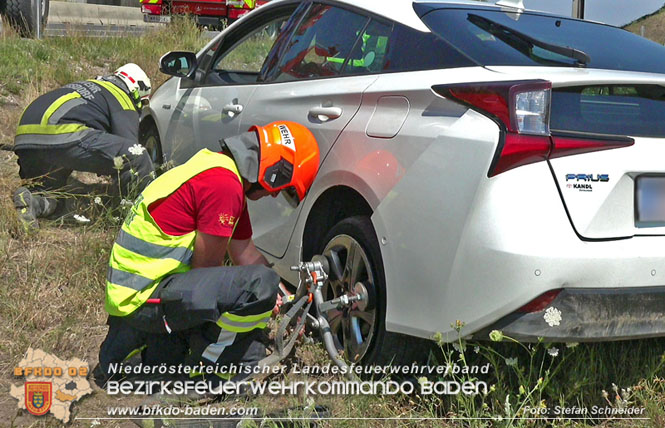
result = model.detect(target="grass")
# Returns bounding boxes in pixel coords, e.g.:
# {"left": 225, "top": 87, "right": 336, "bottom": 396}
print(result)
{"left": 0, "top": 15, "right": 664, "bottom": 428}
{"left": 219, "top": 31, "right": 277, "bottom": 72}
{"left": 623, "top": 4, "right": 665, "bottom": 44}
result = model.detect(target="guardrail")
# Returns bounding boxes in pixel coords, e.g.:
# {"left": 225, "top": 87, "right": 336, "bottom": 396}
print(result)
{"left": 49, "top": 1, "right": 153, "bottom": 26}
{"left": 44, "top": 2, "right": 220, "bottom": 37}
{"left": 45, "top": 1, "right": 158, "bottom": 36}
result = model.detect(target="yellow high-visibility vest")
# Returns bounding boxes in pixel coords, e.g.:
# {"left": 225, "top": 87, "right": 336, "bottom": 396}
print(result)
{"left": 228, "top": 0, "right": 255, "bottom": 9}
{"left": 105, "top": 149, "right": 242, "bottom": 317}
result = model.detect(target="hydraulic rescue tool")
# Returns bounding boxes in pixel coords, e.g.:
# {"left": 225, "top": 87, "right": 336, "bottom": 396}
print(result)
{"left": 256, "top": 255, "right": 368, "bottom": 380}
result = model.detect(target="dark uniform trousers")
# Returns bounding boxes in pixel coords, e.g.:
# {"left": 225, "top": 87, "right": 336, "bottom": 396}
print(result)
{"left": 98, "top": 265, "right": 280, "bottom": 380}
{"left": 16, "top": 130, "right": 153, "bottom": 197}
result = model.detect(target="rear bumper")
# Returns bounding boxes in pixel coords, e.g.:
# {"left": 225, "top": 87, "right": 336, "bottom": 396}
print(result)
{"left": 195, "top": 15, "right": 224, "bottom": 26}
{"left": 474, "top": 286, "right": 665, "bottom": 342}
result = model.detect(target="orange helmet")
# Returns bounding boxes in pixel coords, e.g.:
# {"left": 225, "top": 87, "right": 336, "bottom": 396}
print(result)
{"left": 250, "top": 121, "right": 320, "bottom": 202}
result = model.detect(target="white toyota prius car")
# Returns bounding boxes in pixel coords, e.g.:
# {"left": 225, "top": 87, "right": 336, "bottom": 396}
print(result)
{"left": 140, "top": 0, "right": 665, "bottom": 365}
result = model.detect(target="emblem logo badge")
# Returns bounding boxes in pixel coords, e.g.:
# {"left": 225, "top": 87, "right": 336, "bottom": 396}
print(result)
{"left": 25, "top": 382, "right": 52, "bottom": 416}
{"left": 219, "top": 213, "right": 237, "bottom": 227}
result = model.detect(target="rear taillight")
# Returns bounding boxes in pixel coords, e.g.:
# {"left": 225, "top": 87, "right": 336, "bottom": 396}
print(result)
{"left": 432, "top": 81, "right": 634, "bottom": 176}
{"left": 550, "top": 133, "right": 634, "bottom": 159}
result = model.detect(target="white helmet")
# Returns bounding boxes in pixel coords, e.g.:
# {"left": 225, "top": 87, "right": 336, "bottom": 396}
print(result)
{"left": 114, "top": 63, "right": 151, "bottom": 105}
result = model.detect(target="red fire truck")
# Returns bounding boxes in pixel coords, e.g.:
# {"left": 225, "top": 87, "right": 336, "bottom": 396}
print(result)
{"left": 140, "top": 0, "right": 270, "bottom": 28}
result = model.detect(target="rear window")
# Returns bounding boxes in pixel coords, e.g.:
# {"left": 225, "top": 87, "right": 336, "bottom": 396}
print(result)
{"left": 420, "top": 8, "right": 665, "bottom": 73}
{"left": 551, "top": 85, "right": 665, "bottom": 138}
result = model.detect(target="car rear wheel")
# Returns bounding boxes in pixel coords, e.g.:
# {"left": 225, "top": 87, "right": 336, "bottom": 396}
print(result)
{"left": 319, "top": 216, "right": 431, "bottom": 366}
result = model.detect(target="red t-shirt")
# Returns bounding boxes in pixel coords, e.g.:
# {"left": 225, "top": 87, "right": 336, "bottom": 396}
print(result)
{"left": 148, "top": 167, "right": 252, "bottom": 240}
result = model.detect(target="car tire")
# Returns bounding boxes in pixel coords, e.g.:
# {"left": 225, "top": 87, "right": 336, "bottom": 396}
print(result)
{"left": 319, "top": 216, "right": 432, "bottom": 366}
{"left": 140, "top": 121, "right": 164, "bottom": 171}
{"left": 5, "top": 0, "right": 48, "bottom": 37}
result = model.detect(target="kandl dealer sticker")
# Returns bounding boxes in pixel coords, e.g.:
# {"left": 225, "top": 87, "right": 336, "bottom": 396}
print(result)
{"left": 565, "top": 174, "right": 609, "bottom": 192}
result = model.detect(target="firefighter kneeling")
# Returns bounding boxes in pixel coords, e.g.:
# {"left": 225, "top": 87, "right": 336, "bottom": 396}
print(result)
{"left": 98, "top": 121, "right": 320, "bottom": 384}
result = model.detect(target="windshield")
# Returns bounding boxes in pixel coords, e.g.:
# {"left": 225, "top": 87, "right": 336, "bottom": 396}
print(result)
{"left": 419, "top": 8, "right": 665, "bottom": 73}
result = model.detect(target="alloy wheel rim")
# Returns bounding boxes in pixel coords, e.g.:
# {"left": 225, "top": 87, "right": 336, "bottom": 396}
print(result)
{"left": 323, "top": 234, "right": 376, "bottom": 362}
{"left": 144, "top": 135, "right": 160, "bottom": 165}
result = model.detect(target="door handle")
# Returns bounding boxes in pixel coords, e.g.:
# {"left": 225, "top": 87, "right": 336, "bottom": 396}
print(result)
{"left": 309, "top": 106, "right": 342, "bottom": 121}
{"left": 223, "top": 103, "right": 244, "bottom": 117}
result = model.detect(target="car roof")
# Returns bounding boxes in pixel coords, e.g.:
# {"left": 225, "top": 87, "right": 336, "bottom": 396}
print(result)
{"left": 327, "top": 0, "right": 574, "bottom": 32}
{"left": 327, "top": 0, "right": 434, "bottom": 32}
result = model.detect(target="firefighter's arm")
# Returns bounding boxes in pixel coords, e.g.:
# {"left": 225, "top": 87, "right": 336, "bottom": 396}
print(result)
{"left": 192, "top": 231, "right": 230, "bottom": 268}
{"left": 228, "top": 237, "right": 269, "bottom": 266}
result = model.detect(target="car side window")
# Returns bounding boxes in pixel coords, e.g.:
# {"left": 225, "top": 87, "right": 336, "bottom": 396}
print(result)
{"left": 270, "top": 4, "right": 369, "bottom": 82}
{"left": 384, "top": 23, "right": 477, "bottom": 72}
{"left": 342, "top": 19, "right": 474, "bottom": 75}
{"left": 204, "top": 11, "right": 295, "bottom": 86}
{"left": 341, "top": 19, "right": 393, "bottom": 75}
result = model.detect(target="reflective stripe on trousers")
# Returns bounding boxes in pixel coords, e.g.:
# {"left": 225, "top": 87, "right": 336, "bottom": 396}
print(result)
{"left": 200, "top": 309, "right": 272, "bottom": 363}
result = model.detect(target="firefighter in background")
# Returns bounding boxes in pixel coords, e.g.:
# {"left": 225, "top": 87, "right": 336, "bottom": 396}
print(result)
{"left": 227, "top": 0, "right": 256, "bottom": 22}
{"left": 12, "top": 63, "right": 154, "bottom": 231}
{"left": 98, "top": 121, "right": 320, "bottom": 382}
{"left": 228, "top": 0, "right": 256, "bottom": 11}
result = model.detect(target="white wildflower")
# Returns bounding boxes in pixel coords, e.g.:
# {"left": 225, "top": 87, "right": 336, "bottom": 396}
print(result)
{"left": 120, "top": 199, "right": 133, "bottom": 207}
{"left": 303, "top": 396, "right": 316, "bottom": 413}
{"left": 547, "top": 347, "right": 559, "bottom": 358}
{"left": 474, "top": 346, "right": 480, "bottom": 354}
{"left": 452, "top": 342, "right": 466, "bottom": 352}
{"left": 113, "top": 156, "right": 124, "bottom": 169}
{"left": 128, "top": 144, "right": 146, "bottom": 156}
{"left": 112, "top": 216, "right": 121, "bottom": 222}
{"left": 90, "top": 420, "right": 101, "bottom": 427}
{"left": 73, "top": 214, "right": 90, "bottom": 223}
{"left": 544, "top": 307, "right": 562, "bottom": 327}
{"left": 94, "top": 196, "right": 103, "bottom": 205}
{"left": 505, "top": 357, "right": 518, "bottom": 367}
{"left": 621, "top": 388, "right": 629, "bottom": 400}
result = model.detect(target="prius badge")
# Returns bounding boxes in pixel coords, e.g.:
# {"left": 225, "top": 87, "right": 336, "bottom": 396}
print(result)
{"left": 565, "top": 174, "right": 609, "bottom": 192}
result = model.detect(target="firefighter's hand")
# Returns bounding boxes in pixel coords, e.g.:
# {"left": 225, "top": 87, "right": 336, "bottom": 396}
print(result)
{"left": 272, "top": 293, "right": 283, "bottom": 317}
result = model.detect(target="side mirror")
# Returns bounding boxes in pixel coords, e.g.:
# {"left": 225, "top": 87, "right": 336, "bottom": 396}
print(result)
{"left": 159, "top": 51, "right": 198, "bottom": 78}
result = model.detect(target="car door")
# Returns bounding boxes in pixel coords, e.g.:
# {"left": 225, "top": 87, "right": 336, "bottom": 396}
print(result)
{"left": 189, "top": 3, "right": 300, "bottom": 154}
{"left": 242, "top": 3, "right": 384, "bottom": 257}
